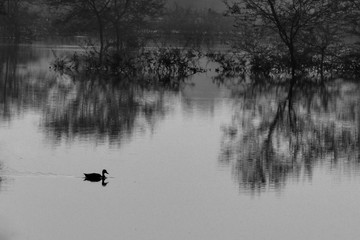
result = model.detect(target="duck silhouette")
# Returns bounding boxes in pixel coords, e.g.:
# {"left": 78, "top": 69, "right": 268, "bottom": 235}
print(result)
{"left": 84, "top": 169, "right": 109, "bottom": 182}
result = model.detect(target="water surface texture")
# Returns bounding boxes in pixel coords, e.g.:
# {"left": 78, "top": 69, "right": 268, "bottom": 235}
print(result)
{"left": 0, "top": 45, "right": 360, "bottom": 240}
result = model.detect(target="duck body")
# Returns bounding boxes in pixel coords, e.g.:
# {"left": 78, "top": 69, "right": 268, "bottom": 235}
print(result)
{"left": 84, "top": 169, "right": 108, "bottom": 182}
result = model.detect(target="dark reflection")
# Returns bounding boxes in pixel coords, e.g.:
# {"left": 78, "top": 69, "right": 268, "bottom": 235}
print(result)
{"left": 84, "top": 177, "right": 109, "bottom": 187}
{"left": 0, "top": 45, "right": 22, "bottom": 121}
{"left": 0, "top": 45, "right": 51, "bottom": 121}
{"left": 219, "top": 78, "right": 360, "bottom": 193}
{"left": 0, "top": 45, "right": 187, "bottom": 146}
{"left": 84, "top": 178, "right": 109, "bottom": 187}
{"left": 42, "top": 74, "right": 174, "bottom": 145}
{"left": 0, "top": 162, "right": 4, "bottom": 193}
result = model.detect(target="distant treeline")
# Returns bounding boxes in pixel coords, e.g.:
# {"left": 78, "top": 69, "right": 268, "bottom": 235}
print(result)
{"left": 0, "top": 0, "right": 233, "bottom": 44}
{"left": 2, "top": 0, "right": 360, "bottom": 83}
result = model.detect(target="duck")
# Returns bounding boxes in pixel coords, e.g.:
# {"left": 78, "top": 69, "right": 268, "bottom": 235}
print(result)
{"left": 84, "top": 169, "right": 109, "bottom": 182}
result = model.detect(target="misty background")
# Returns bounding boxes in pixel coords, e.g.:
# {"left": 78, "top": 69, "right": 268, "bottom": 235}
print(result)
{"left": 168, "top": 0, "right": 225, "bottom": 10}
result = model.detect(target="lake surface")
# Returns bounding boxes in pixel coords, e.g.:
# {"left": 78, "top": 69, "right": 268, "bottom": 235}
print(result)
{"left": 0, "top": 45, "right": 360, "bottom": 240}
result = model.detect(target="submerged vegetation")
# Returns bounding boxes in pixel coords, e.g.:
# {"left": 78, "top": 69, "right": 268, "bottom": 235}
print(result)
{"left": 208, "top": 46, "right": 360, "bottom": 86}
{"left": 51, "top": 47, "right": 204, "bottom": 87}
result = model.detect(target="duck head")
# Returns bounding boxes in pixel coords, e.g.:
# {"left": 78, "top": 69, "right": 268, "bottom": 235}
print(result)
{"left": 102, "top": 169, "right": 109, "bottom": 176}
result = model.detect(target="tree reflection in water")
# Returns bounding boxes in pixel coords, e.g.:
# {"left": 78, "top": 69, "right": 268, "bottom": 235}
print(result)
{"left": 0, "top": 45, "right": 53, "bottom": 122}
{"left": 2, "top": 44, "right": 360, "bottom": 193}
{"left": 0, "top": 45, "right": 22, "bottom": 121}
{"left": 219, "top": 78, "right": 360, "bottom": 193}
{"left": 42, "top": 74, "right": 175, "bottom": 145}
{"left": 0, "top": 45, "right": 187, "bottom": 146}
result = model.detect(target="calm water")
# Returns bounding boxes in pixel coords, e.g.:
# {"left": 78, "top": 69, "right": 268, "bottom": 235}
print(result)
{"left": 0, "top": 45, "right": 360, "bottom": 240}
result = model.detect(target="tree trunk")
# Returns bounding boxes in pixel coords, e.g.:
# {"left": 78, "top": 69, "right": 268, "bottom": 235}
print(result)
{"left": 114, "top": 0, "right": 120, "bottom": 52}
{"left": 288, "top": 43, "right": 297, "bottom": 85}
{"left": 95, "top": 12, "right": 104, "bottom": 64}
{"left": 320, "top": 48, "right": 325, "bottom": 82}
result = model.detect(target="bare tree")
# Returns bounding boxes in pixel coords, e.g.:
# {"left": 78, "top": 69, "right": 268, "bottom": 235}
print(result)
{"left": 225, "top": 0, "right": 345, "bottom": 82}
{"left": 107, "top": 0, "right": 164, "bottom": 51}
{"left": 48, "top": 0, "right": 164, "bottom": 62}
{"left": 51, "top": 0, "right": 113, "bottom": 63}
{"left": 345, "top": 0, "right": 360, "bottom": 40}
